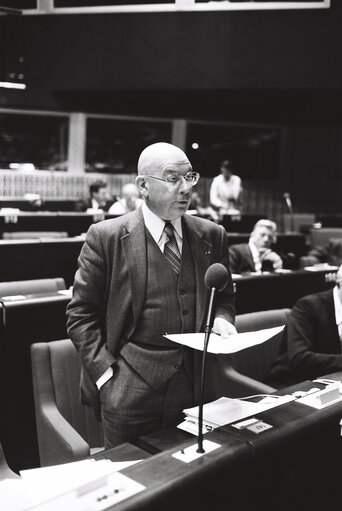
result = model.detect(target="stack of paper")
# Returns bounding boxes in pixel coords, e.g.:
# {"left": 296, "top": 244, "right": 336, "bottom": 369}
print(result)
{"left": 178, "top": 395, "right": 295, "bottom": 436}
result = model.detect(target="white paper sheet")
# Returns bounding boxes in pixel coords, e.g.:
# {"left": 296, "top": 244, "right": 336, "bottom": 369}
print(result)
{"left": 178, "top": 394, "right": 295, "bottom": 436}
{"left": 19, "top": 459, "right": 143, "bottom": 508}
{"left": 164, "top": 325, "right": 284, "bottom": 354}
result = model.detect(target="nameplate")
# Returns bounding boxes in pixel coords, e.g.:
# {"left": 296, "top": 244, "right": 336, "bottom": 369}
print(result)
{"left": 297, "top": 383, "right": 342, "bottom": 409}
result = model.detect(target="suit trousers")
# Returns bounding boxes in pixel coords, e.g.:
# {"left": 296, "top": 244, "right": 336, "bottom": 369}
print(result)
{"left": 100, "top": 355, "right": 194, "bottom": 449}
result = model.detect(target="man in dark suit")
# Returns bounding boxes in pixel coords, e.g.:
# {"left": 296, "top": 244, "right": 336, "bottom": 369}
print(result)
{"left": 229, "top": 219, "right": 283, "bottom": 274}
{"left": 266, "top": 265, "right": 342, "bottom": 388}
{"left": 75, "top": 179, "right": 113, "bottom": 212}
{"left": 66, "top": 142, "right": 236, "bottom": 448}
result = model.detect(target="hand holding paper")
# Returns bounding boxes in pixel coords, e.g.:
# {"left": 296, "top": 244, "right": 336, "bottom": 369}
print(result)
{"left": 212, "top": 317, "right": 237, "bottom": 339}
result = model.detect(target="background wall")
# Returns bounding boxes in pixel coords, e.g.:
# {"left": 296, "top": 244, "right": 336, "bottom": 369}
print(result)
{"left": 0, "top": 3, "right": 341, "bottom": 228}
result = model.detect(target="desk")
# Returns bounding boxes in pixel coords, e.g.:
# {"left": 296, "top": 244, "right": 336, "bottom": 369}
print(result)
{"left": 0, "top": 212, "right": 119, "bottom": 238}
{"left": 0, "top": 237, "right": 84, "bottom": 286}
{"left": 234, "top": 268, "right": 336, "bottom": 313}
{"left": 0, "top": 292, "right": 70, "bottom": 472}
{"left": 117, "top": 374, "right": 342, "bottom": 511}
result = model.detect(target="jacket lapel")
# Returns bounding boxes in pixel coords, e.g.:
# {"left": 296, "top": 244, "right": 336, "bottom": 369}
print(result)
{"left": 245, "top": 244, "right": 256, "bottom": 271}
{"left": 121, "top": 209, "right": 147, "bottom": 326}
{"left": 183, "top": 215, "right": 212, "bottom": 331}
{"left": 321, "top": 290, "right": 341, "bottom": 348}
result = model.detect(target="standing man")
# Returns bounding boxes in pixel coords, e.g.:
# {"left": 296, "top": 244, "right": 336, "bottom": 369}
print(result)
{"left": 67, "top": 142, "right": 236, "bottom": 448}
{"left": 229, "top": 219, "right": 283, "bottom": 274}
{"left": 210, "top": 159, "right": 243, "bottom": 214}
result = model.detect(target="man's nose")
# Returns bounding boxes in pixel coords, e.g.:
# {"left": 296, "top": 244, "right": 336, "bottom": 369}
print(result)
{"left": 179, "top": 176, "right": 192, "bottom": 192}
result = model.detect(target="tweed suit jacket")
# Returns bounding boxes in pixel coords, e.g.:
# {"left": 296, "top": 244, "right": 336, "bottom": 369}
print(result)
{"left": 229, "top": 243, "right": 255, "bottom": 274}
{"left": 266, "top": 289, "right": 342, "bottom": 387}
{"left": 66, "top": 207, "right": 235, "bottom": 411}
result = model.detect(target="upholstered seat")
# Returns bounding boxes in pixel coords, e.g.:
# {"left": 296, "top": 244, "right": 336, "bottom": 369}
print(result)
{"left": 31, "top": 339, "right": 104, "bottom": 467}
{"left": 217, "top": 309, "right": 291, "bottom": 398}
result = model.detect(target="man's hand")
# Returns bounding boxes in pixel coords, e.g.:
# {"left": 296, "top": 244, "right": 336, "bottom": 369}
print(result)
{"left": 263, "top": 250, "right": 283, "bottom": 270}
{"left": 212, "top": 317, "right": 237, "bottom": 339}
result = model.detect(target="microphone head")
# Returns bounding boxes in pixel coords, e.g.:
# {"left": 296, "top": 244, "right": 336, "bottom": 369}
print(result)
{"left": 204, "top": 263, "right": 229, "bottom": 291}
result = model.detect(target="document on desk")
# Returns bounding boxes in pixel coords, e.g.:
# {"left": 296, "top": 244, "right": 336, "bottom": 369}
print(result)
{"left": 164, "top": 325, "right": 284, "bottom": 354}
{"left": 178, "top": 395, "right": 295, "bottom": 436}
{"left": 18, "top": 458, "right": 144, "bottom": 509}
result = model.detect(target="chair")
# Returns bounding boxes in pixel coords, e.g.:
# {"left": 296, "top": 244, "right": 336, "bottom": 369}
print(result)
{"left": 217, "top": 308, "right": 291, "bottom": 398}
{"left": 31, "top": 339, "right": 104, "bottom": 467}
{"left": 0, "top": 442, "right": 20, "bottom": 480}
{"left": 0, "top": 277, "right": 66, "bottom": 297}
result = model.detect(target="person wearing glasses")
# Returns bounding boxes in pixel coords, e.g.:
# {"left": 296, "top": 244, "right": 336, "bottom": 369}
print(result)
{"left": 266, "top": 264, "right": 342, "bottom": 388}
{"left": 67, "top": 142, "right": 236, "bottom": 448}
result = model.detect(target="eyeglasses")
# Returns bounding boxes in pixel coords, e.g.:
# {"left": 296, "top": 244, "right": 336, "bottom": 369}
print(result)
{"left": 144, "top": 172, "right": 200, "bottom": 187}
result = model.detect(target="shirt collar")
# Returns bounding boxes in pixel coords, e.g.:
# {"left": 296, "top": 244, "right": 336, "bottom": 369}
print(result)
{"left": 91, "top": 198, "right": 100, "bottom": 209}
{"left": 249, "top": 240, "right": 260, "bottom": 260}
{"left": 141, "top": 201, "right": 182, "bottom": 244}
{"left": 333, "top": 286, "right": 342, "bottom": 326}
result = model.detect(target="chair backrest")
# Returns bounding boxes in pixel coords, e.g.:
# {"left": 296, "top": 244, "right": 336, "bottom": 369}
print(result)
{"left": 0, "top": 442, "right": 19, "bottom": 480}
{"left": 31, "top": 339, "right": 103, "bottom": 462}
{"left": 0, "top": 277, "right": 66, "bottom": 297}
{"left": 229, "top": 308, "right": 291, "bottom": 382}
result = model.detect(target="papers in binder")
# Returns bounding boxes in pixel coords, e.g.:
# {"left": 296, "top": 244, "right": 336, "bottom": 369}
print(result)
{"left": 164, "top": 325, "right": 284, "bottom": 354}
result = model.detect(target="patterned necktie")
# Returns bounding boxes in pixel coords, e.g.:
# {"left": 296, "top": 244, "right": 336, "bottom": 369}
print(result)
{"left": 163, "top": 221, "right": 181, "bottom": 275}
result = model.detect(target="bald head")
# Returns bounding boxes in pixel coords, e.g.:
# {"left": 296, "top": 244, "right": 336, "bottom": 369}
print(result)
{"left": 137, "top": 142, "right": 191, "bottom": 176}
{"left": 135, "top": 142, "right": 193, "bottom": 221}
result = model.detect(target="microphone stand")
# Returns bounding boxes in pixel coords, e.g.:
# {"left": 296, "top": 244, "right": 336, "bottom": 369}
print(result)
{"left": 197, "top": 286, "right": 216, "bottom": 453}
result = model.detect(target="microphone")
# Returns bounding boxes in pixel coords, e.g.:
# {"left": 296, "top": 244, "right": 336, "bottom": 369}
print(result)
{"left": 204, "top": 263, "right": 229, "bottom": 292}
{"left": 197, "top": 263, "right": 228, "bottom": 453}
{"left": 283, "top": 192, "right": 295, "bottom": 232}
{"left": 283, "top": 192, "right": 293, "bottom": 213}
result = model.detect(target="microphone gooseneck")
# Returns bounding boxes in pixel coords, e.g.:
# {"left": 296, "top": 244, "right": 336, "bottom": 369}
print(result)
{"left": 197, "top": 263, "right": 229, "bottom": 453}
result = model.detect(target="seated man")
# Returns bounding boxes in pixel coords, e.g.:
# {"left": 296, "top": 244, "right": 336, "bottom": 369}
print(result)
{"left": 229, "top": 219, "right": 283, "bottom": 274}
{"left": 108, "top": 183, "right": 143, "bottom": 215}
{"left": 76, "top": 180, "right": 113, "bottom": 212}
{"left": 266, "top": 264, "right": 342, "bottom": 388}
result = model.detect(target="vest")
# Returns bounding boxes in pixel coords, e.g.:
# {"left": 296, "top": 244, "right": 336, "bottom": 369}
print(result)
{"left": 120, "top": 225, "right": 196, "bottom": 389}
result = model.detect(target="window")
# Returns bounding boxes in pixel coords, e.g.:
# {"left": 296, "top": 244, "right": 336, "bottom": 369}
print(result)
{"left": 186, "top": 122, "right": 281, "bottom": 179}
{"left": 85, "top": 117, "right": 172, "bottom": 173}
{"left": 0, "top": 112, "right": 69, "bottom": 171}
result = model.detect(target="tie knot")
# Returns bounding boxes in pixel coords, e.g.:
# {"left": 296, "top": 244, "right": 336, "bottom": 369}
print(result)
{"left": 164, "top": 221, "right": 174, "bottom": 237}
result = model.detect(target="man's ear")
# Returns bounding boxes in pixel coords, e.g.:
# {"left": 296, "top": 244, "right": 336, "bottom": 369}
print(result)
{"left": 135, "top": 175, "right": 148, "bottom": 197}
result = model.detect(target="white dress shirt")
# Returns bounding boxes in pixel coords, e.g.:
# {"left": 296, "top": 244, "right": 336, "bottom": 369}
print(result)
{"left": 333, "top": 285, "right": 342, "bottom": 343}
{"left": 249, "top": 240, "right": 262, "bottom": 273}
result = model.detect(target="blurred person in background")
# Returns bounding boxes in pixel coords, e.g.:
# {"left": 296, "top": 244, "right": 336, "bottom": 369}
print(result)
{"left": 108, "top": 183, "right": 143, "bottom": 215}
{"left": 229, "top": 219, "right": 283, "bottom": 274}
{"left": 210, "top": 159, "right": 243, "bottom": 215}
{"left": 76, "top": 180, "right": 113, "bottom": 212}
